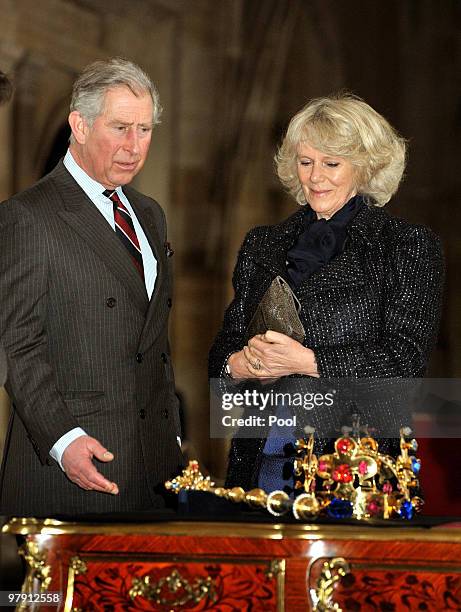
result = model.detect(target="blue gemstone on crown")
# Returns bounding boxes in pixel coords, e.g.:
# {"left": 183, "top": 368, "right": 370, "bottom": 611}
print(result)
{"left": 411, "top": 457, "right": 421, "bottom": 474}
{"left": 327, "top": 498, "right": 353, "bottom": 519}
{"left": 399, "top": 500, "right": 414, "bottom": 520}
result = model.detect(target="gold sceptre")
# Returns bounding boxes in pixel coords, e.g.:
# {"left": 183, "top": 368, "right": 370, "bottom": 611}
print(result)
{"left": 165, "top": 460, "right": 292, "bottom": 517}
{"left": 292, "top": 431, "right": 321, "bottom": 519}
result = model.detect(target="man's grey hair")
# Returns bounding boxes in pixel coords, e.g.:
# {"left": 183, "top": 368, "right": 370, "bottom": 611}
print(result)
{"left": 69, "top": 57, "right": 162, "bottom": 142}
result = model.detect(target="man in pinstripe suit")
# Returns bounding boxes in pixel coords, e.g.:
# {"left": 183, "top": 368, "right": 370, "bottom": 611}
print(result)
{"left": 0, "top": 58, "right": 183, "bottom": 516}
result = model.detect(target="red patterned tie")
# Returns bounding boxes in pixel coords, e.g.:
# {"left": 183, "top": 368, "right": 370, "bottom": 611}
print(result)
{"left": 103, "top": 189, "right": 144, "bottom": 281}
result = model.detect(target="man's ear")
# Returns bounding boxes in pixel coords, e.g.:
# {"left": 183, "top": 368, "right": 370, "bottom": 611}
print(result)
{"left": 68, "top": 111, "right": 88, "bottom": 145}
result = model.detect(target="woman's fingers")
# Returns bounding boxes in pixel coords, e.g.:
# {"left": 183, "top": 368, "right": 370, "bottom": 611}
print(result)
{"left": 244, "top": 345, "right": 263, "bottom": 370}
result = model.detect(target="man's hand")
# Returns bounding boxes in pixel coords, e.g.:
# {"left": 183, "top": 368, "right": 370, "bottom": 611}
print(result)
{"left": 244, "top": 330, "right": 319, "bottom": 378}
{"left": 61, "top": 435, "right": 119, "bottom": 494}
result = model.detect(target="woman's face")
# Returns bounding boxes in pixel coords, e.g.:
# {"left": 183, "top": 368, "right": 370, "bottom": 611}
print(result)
{"left": 296, "top": 142, "right": 357, "bottom": 219}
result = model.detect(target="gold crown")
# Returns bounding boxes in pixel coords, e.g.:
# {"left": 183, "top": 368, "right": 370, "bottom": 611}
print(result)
{"left": 165, "top": 428, "right": 422, "bottom": 521}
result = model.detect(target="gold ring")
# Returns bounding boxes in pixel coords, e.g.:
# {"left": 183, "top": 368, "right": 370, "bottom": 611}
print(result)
{"left": 254, "top": 359, "right": 262, "bottom": 370}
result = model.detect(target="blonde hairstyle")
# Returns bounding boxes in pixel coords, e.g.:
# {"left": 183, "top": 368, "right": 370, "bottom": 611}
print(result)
{"left": 275, "top": 93, "right": 407, "bottom": 206}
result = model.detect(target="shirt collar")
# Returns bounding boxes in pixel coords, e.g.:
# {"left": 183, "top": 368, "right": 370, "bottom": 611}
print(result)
{"left": 63, "top": 149, "right": 123, "bottom": 201}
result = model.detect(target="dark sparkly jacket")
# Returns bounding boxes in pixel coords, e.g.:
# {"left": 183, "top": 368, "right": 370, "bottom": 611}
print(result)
{"left": 208, "top": 204, "right": 444, "bottom": 489}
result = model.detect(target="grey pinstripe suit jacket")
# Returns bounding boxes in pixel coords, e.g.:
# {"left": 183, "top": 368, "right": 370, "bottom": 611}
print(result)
{"left": 0, "top": 161, "right": 183, "bottom": 516}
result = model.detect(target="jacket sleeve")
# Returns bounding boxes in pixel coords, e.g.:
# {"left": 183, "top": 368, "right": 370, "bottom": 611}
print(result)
{"left": 314, "top": 225, "right": 444, "bottom": 377}
{"left": 0, "top": 200, "right": 80, "bottom": 463}
{"left": 209, "top": 229, "right": 269, "bottom": 378}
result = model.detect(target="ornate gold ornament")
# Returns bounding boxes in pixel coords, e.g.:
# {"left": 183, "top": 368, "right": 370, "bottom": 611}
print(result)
{"left": 312, "top": 557, "right": 351, "bottom": 611}
{"left": 69, "top": 556, "right": 87, "bottom": 575}
{"left": 264, "top": 559, "right": 283, "bottom": 579}
{"left": 18, "top": 539, "right": 52, "bottom": 592}
{"left": 166, "top": 427, "right": 422, "bottom": 521}
{"left": 64, "top": 555, "right": 87, "bottom": 612}
{"left": 129, "top": 568, "right": 217, "bottom": 606}
{"left": 16, "top": 540, "right": 52, "bottom": 612}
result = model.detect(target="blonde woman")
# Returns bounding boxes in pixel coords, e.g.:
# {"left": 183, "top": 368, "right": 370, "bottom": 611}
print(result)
{"left": 209, "top": 94, "right": 444, "bottom": 492}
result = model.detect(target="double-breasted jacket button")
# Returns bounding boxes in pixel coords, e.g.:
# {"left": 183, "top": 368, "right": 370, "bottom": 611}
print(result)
{"left": 139, "top": 408, "right": 146, "bottom": 419}
{"left": 46, "top": 458, "right": 53, "bottom": 466}
{"left": 163, "top": 408, "right": 169, "bottom": 419}
{"left": 161, "top": 353, "right": 168, "bottom": 363}
{"left": 167, "top": 298, "right": 172, "bottom": 308}
{"left": 106, "top": 297, "right": 116, "bottom": 308}
{"left": 136, "top": 353, "right": 144, "bottom": 363}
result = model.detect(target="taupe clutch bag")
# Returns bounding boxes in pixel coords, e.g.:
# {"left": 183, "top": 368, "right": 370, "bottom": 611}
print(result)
{"left": 247, "top": 276, "right": 305, "bottom": 343}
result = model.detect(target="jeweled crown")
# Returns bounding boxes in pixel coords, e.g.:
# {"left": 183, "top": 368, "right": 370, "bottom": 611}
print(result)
{"left": 165, "top": 428, "right": 422, "bottom": 521}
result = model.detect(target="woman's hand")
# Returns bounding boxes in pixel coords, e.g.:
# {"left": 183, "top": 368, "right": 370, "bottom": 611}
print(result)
{"left": 227, "top": 349, "right": 256, "bottom": 379}
{"left": 243, "top": 330, "right": 319, "bottom": 378}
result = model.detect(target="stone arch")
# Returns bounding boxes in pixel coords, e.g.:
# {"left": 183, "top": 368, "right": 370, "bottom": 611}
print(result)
{"left": 37, "top": 95, "right": 72, "bottom": 177}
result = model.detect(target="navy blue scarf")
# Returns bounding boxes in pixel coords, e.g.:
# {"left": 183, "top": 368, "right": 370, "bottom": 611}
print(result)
{"left": 286, "top": 195, "right": 364, "bottom": 287}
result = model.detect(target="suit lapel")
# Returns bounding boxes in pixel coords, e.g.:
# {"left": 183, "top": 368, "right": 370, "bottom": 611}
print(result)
{"left": 249, "top": 209, "right": 306, "bottom": 280}
{"left": 295, "top": 248, "right": 367, "bottom": 300}
{"left": 50, "top": 162, "right": 148, "bottom": 314}
{"left": 126, "top": 190, "right": 169, "bottom": 350}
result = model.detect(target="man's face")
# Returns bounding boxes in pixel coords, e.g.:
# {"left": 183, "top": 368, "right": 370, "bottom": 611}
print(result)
{"left": 70, "top": 86, "right": 154, "bottom": 189}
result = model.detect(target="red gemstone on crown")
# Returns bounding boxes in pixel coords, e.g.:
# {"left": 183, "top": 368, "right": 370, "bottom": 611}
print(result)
{"left": 332, "top": 463, "right": 353, "bottom": 483}
{"left": 367, "top": 500, "right": 380, "bottom": 515}
{"left": 337, "top": 438, "right": 353, "bottom": 454}
{"left": 383, "top": 482, "right": 393, "bottom": 494}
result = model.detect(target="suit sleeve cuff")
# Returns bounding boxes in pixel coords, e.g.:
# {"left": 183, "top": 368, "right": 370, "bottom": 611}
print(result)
{"left": 49, "top": 427, "right": 87, "bottom": 471}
